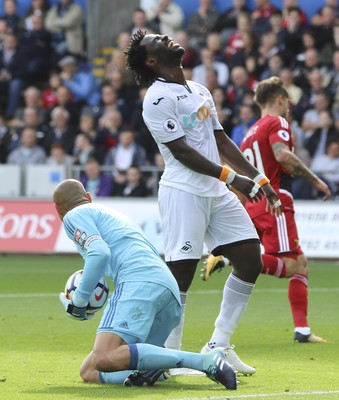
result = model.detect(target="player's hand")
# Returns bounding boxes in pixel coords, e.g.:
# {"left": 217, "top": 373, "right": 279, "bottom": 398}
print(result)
{"left": 59, "top": 292, "right": 95, "bottom": 321}
{"left": 231, "top": 174, "right": 263, "bottom": 203}
{"left": 261, "top": 183, "right": 282, "bottom": 216}
{"left": 313, "top": 178, "right": 331, "bottom": 201}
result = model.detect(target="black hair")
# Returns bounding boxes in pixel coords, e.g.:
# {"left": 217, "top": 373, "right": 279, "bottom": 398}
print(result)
{"left": 124, "top": 29, "right": 157, "bottom": 87}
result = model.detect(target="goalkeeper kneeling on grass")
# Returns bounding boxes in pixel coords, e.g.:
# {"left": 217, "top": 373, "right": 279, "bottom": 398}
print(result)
{"left": 54, "top": 178, "right": 236, "bottom": 390}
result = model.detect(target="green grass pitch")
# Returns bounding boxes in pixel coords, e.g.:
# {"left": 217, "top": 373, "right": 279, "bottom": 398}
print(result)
{"left": 1, "top": 255, "right": 339, "bottom": 400}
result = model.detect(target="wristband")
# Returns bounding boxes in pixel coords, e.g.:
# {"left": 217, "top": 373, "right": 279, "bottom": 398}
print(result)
{"left": 249, "top": 183, "right": 261, "bottom": 198}
{"left": 273, "top": 199, "right": 282, "bottom": 208}
{"left": 253, "top": 173, "right": 270, "bottom": 187}
{"left": 219, "top": 166, "right": 237, "bottom": 185}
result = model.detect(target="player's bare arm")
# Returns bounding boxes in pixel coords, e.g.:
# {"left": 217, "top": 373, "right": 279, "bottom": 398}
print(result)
{"left": 272, "top": 141, "right": 331, "bottom": 201}
{"left": 165, "top": 136, "right": 263, "bottom": 202}
{"left": 214, "top": 130, "right": 282, "bottom": 214}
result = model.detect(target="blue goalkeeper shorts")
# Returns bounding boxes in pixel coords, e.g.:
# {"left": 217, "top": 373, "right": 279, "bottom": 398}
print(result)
{"left": 97, "top": 281, "right": 181, "bottom": 346}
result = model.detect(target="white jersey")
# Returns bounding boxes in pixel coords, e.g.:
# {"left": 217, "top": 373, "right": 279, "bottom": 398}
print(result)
{"left": 142, "top": 79, "right": 228, "bottom": 197}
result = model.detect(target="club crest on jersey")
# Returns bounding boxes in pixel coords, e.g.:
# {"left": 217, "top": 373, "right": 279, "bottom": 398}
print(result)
{"left": 277, "top": 130, "right": 290, "bottom": 141}
{"left": 180, "top": 241, "right": 192, "bottom": 254}
{"left": 164, "top": 118, "right": 178, "bottom": 133}
{"left": 74, "top": 229, "right": 87, "bottom": 247}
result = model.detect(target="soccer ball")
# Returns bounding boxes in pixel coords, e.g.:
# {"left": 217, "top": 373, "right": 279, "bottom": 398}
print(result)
{"left": 65, "top": 269, "right": 109, "bottom": 313}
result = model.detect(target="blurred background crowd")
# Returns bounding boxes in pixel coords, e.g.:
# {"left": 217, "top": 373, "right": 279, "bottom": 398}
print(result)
{"left": 0, "top": 0, "right": 338, "bottom": 199}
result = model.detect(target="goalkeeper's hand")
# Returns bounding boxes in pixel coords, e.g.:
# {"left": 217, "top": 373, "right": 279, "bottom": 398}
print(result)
{"left": 59, "top": 292, "right": 95, "bottom": 321}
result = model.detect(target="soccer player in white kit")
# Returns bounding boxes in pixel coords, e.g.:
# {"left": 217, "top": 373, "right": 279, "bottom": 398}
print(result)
{"left": 125, "top": 30, "right": 282, "bottom": 375}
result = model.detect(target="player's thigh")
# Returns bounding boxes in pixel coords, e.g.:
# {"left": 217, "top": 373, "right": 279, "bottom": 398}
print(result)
{"left": 97, "top": 281, "right": 179, "bottom": 344}
{"left": 205, "top": 191, "right": 258, "bottom": 253}
{"left": 159, "top": 186, "right": 210, "bottom": 261}
{"left": 253, "top": 209, "right": 300, "bottom": 254}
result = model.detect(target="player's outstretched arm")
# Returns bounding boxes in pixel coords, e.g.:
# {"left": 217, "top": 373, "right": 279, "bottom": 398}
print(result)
{"left": 272, "top": 142, "right": 332, "bottom": 201}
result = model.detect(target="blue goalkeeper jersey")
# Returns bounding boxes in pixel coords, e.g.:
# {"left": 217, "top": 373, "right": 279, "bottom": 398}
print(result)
{"left": 63, "top": 203, "right": 180, "bottom": 306}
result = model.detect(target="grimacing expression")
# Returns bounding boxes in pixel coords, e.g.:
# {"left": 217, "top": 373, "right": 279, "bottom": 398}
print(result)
{"left": 141, "top": 34, "right": 185, "bottom": 66}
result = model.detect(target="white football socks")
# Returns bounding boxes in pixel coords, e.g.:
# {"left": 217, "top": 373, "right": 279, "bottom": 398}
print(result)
{"left": 164, "top": 291, "right": 187, "bottom": 350}
{"left": 209, "top": 273, "right": 254, "bottom": 348}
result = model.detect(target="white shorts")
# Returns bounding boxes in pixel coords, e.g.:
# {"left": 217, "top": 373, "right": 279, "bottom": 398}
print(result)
{"left": 158, "top": 186, "right": 258, "bottom": 262}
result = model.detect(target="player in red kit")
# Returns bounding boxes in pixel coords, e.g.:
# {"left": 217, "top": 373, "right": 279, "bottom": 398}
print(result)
{"left": 204, "top": 76, "right": 331, "bottom": 343}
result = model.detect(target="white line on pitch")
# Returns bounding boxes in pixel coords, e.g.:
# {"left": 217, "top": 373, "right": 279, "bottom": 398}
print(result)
{"left": 169, "top": 389, "right": 339, "bottom": 400}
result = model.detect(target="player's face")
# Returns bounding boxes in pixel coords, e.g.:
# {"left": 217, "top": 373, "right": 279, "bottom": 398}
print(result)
{"left": 141, "top": 34, "right": 185, "bottom": 67}
{"left": 280, "top": 96, "right": 290, "bottom": 119}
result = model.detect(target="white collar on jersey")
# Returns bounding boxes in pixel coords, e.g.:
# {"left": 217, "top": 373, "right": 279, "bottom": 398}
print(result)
{"left": 156, "top": 77, "right": 192, "bottom": 93}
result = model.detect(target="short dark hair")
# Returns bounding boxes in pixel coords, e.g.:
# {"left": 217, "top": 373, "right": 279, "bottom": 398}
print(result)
{"left": 124, "top": 29, "right": 157, "bottom": 87}
{"left": 254, "top": 77, "right": 289, "bottom": 107}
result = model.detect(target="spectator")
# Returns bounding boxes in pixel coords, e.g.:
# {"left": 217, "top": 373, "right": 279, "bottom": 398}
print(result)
{"left": 0, "top": 17, "right": 10, "bottom": 50}
{"left": 83, "top": 83, "right": 126, "bottom": 126}
{"left": 114, "top": 31, "right": 131, "bottom": 53}
{"left": 231, "top": 103, "right": 257, "bottom": 147}
{"left": 0, "top": 32, "right": 25, "bottom": 119}
{"left": 226, "top": 66, "right": 258, "bottom": 124}
{"left": 46, "top": 142, "right": 73, "bottom": 167}
{"left": 260, "top": 52, "right": 284, "bottom": 80}
{"left": 281, "top": 6, "right": 305, "bottom": 63}
{"left": 130, "top": 86, "right": 158, "bottom": 164}
{"left": 44, "top": 106, "right": 76, "bottom": 155}
{"left": 279, "top": 67, "right": 303, "bottom": 115}
{"left": 328, "top": 49, "right": 339, "bottom": 119}
{"left": 305, "top": 110, "right": 338, "bottom": 158}
{"left": 104, "top": 49, "right": 134, "bottom": 86}
{"left": 44, "top": 84, "right": 79, "bottom": 128}
{"left": 11, "top": 86, "right": 45, "bottom": 127}
{"left": 21, "top": 0, "right": 50, "bottom": 32}
{"left": 20, "top": 14, "right": 52, "bottom": 83}
{"left": 145, "top": 0, "right": 184, "bottom": 38}
{"left": 186, "top": 0, "right": 220, "bottom": 50}
{"left": 127, "top": 8, "right": 156, "bottom": 36}
{"left": 7, "top": 126, "right": 46, "bottom": 164}
{"left": 42, "top": 71, "right": 62, "bottom": 109}
{"left": 224, "top": 11, "right": 252, "bottom": 61}
{"left": 251, "top": 0, "right": 279, "bottom": 37}
{"left": 311, "top": 0, "right": 339, "bottom": 26}
{"left": 281, "top": 0, "right": 307, "bottom": 27}
{"left": 0, "top": 115, "right": 11, "bottom": 162}
{"left": 58, "top": 55, "right": 101, "bottom": 108}
{"left": 72, "top": 132, "right": 95, "bottom": 165}
{"left": 173, "top": 30, "right": 198, "bottom": 69}
{"left": 96, "top": 109, "right": 122, "bottom": 153}
{"left": 257, "top": 32, "right": 280, "bottom": 71}
{"left": 206, "top": 32, "right": 227, "bottom": 63}
{"left": 211, "top": 86, "right": 233, "bottom": 133}
{"left": 268, "top": 9, "right": 285, "bottom": 49}
{"left": 45, "top": 0, "right": 85, "bottom": 59}
{"left": 311, "top": 140, "right": 339, "bottom": 196}
{"left": 119, "top": 165, "right": 149, "bottom": 197}
{"left": 192, "top": 47, "right": 229, "bottom": 88}
{"left": 230, "top": 31, "right": 259, "bottom": 69}
{"left": 103, "top": 128, "right": 147, "bottom": 172}
{"left": 1, "top": 0, "right": 21, "bottom": 35}
{"left": 80, "top": 157, "right": 113, "bottom": 197}
{"left": 213, "top": 0, "right": 250, "bottom": 45}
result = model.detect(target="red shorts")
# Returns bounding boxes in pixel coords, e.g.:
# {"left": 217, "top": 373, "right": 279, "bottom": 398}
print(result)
{"left": 246, "top": 191, "right": 303, "bottom": 257}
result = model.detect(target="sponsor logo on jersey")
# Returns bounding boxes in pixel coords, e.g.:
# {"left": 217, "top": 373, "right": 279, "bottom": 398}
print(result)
{"left": 180, "top": 241, "right": 192, "bottom": 253}
{"left": 177, "top": 95, "right": 188, "bottom": 100}
{"left": 153, "top": 97, "right": 164, "bottom": 105}
{"left": 182, "top": 105, "right": 212, "bottom": 129}
{"left": 163, "top": 118, "right": 178, "bottom": 133}
{"left": 74, "top": 229, "right": 87, "bottom": 247}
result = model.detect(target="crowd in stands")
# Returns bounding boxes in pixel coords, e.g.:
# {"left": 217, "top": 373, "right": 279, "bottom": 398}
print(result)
{"left": 0, "top": 0, "right": 338, "bottom": 199}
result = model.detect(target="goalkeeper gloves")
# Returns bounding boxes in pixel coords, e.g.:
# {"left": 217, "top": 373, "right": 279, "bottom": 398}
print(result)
{"left": 59, "top": 292, "right": 95, "bottom": 321}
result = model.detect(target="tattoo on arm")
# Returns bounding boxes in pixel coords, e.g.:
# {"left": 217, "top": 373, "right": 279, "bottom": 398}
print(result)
{"left": 272, "top": 142, "right": 317, "bottom": 182}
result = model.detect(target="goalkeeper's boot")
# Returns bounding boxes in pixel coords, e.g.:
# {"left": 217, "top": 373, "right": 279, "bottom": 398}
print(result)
{"left": 201, "top": 343, "right": 256, "bottom": 376}
{"left": 294, "top": 332, "right": 327, "bottom": 343}
{"left": 201, "top": 255, "right": 226, "bottom": 281}
{"left": 123, "top": 369, "right": 169, "bottom": 387}
{"left": 202, "top": 347, "right": 237, "bottom": 390}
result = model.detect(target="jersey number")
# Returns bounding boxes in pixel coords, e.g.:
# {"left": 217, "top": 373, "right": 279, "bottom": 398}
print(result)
{"left": 242, "top": 141, "right": 265, "bottom": 174}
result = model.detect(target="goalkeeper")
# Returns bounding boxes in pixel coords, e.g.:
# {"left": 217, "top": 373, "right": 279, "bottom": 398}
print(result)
{"left": 55, "top": 179, "right": 236, "bottom": 389}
